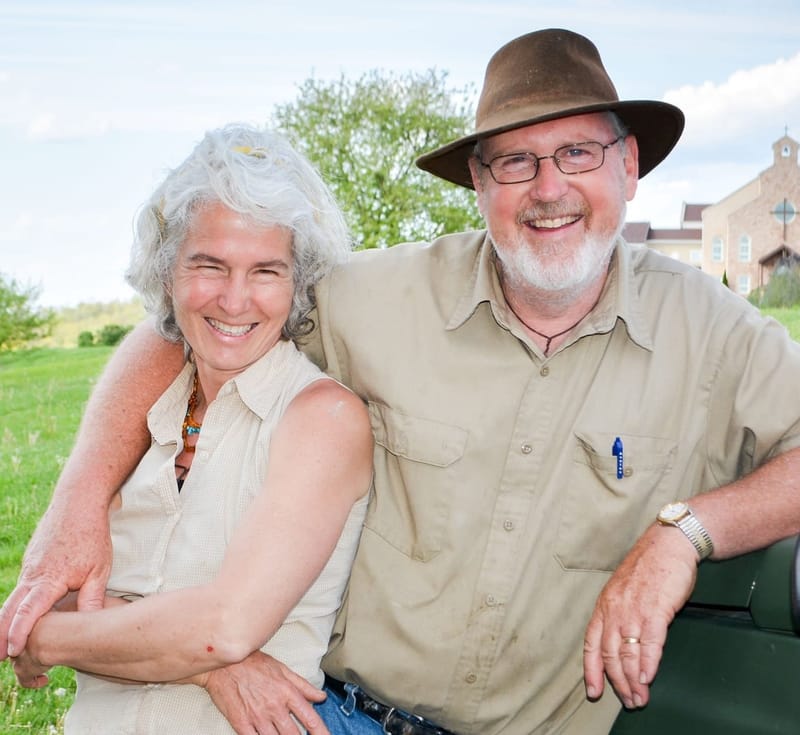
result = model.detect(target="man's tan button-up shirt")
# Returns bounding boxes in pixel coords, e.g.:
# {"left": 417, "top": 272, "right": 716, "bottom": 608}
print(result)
{"left": 306, "top": 231, "right": 800, "bottom": 735}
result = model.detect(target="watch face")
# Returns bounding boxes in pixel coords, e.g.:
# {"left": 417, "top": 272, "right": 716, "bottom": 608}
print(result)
{"left": 659, "top": 501, "right": 689, "bottom": 522}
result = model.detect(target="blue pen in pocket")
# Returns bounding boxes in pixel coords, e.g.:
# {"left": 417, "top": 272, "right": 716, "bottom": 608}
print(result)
{"left": 612, "top": 436, "right": 624, "bottom": 479}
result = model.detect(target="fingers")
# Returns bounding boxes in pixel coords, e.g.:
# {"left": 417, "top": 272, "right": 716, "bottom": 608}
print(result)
{"left": 283, "top": 668, "right": 327, "bottom": 704}
{"left": 11, "top": 653, "right": 51, "bottom": 689}
{"left": 583, "top": 524, "right": 699, "bottom": 710}
{"left": 6, "top": 580, "right": 66, "bottom": 657}
{"left": 75, "top": 571, "right": 109, "bottom": 613}
{"left": 637, "top": 628, "right": 665, "bottom": 687}
{"left": 265, "top": 711, "right": 302, "bottom": 735}
{"left": 586, "top": 630, "right": 642, "bottom": 709}
{"left": 585, "top": 611, "right": 668, "bottom": 710}
{"left": 253, "top": 675, "right": 327, "bottom": 735}
{"left": 204, "top": 652, "right": 330, "bottom": 735}
{"left": 284, "top": 694, "right": 329, "bottom": 735}
{"left": 582, "top": 616, "right": 605, "bottom": 700}
{"left": 0, "top": 585, "right": 30, "bottom": 659}
{"left": 604, "top": 633, "right": 645, "bottom": 709}
{"left": 13, "top": 668, "right": 50, "bottom": 689}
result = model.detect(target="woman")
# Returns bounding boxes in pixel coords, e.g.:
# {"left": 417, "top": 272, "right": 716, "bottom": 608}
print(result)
{"left": 12, "top": 124, "right": 373, "bottom": 733}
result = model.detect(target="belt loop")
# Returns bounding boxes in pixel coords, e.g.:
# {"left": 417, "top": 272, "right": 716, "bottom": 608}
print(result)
{"left": 381, "top": 707, "right": 396, "bottom": 735}
{"left": 341, "top": 682, "right": 359, "bottom": 716}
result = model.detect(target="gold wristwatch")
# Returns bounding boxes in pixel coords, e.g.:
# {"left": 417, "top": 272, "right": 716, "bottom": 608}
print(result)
{"left": 657, "top": 501, "right": 714, "bottom": 561}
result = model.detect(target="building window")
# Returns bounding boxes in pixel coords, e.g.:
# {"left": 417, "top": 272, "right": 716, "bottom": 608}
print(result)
{"left": 782, "top": 145, "right": 791, "bottom": 158}
{"left": 773, "top": 200, "right": 796, "bottom": 225}
{"left": 739, "top": 234, "right": 751, "bottom": 262}
{"left": 737, "top": 274, "right": 750, "bottom": 295}
{"left": 711, "top": 236, "right": 724, "bottom": 262}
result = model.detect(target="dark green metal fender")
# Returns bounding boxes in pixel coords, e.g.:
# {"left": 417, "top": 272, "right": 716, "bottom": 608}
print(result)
{"left": 610, "top": 536, "right": 800, "bottom": 734}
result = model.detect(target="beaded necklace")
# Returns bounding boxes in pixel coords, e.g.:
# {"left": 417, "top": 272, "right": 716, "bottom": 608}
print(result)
{"left": 181, "top": 371, "right": 202, "bottom": 453}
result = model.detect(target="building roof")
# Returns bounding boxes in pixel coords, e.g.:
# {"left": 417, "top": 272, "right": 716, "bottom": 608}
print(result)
{"left": 621, "top": 221, "right": 651, "bottom": 243}
{"left": 682, "top": 203, "right": 710, "bottom": 224}
{"left": 759, "top": 244, "right": 800, "bottom": 265}
{"left": 648, "top": 228, "right": 702, "bottom": 241}
{"left": 622, "top": 222, "right": 701, "bottom": 245}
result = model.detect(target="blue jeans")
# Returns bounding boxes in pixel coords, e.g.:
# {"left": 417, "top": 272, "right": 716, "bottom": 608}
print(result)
{"left": 316, "top": 682, "right": 384, "bottom": 735}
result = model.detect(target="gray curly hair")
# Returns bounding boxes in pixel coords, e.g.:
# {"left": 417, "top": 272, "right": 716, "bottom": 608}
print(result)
{"left": 126, "top": 123, "right": 351, "bottom": 342}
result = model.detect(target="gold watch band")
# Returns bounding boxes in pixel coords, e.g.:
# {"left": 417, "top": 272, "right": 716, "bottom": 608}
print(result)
{"left": 675, "top": 512, "right": 714, "bottom": 560}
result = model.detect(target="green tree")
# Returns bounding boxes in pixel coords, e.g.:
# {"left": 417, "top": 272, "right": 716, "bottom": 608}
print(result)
{"left": 97, "top": 323, "right": 133, "bottom": 346}
{"left": 0, "top": 274, "right": 57, "bottom": 350}
{"left": 78, "top": 330, "right": 95, "bottom": 347}
{"left": 272, "top": 69, "right": 483, "bottom": 249}
{"left": 748, "top": 265, "right": 800, "bottom": 308}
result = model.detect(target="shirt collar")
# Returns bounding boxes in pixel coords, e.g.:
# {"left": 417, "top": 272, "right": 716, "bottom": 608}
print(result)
{"left": 217, "top": 339, "right": 300, "bottom": 419}
{"left": 446, "top": 233, "right": 653, "bottom": 352}
{"left": 148, "top": 339, "right": 301, "bottom": 443}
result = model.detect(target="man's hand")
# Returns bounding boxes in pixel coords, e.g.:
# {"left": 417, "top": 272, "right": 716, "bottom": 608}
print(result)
{"left": 583, "top": 524, "right": 698, "bottom": 710}
{"left": 201, "top": 651, "right": 330, "bottom": 735}
{"left": 0, "top": 503, "right": 112, "bottom": 658}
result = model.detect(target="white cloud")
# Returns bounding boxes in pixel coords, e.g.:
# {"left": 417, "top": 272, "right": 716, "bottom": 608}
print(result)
{"left": 665, "top": 52, "right": 800, "bottom": 147}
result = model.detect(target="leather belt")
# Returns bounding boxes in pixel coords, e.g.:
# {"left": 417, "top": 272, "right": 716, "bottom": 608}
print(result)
{"left": 324, "top": 676, "right": 457, "bottom": 735}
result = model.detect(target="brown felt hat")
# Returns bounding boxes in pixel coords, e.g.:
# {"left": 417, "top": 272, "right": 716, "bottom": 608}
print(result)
{"left": 416, "top": 28, "right": 684, "bottom": 189}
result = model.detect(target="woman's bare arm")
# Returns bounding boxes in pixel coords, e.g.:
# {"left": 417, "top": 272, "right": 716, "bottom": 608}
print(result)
{"left": 1, "top": 319, "right": 185, "bottom": 657}
{"left": 16, "top": 378, "right": 372, "bottom": 682}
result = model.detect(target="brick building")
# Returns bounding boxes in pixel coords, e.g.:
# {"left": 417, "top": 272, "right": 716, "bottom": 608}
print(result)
{"left": 623, "top": 133, "right": 800, "bottom": 297}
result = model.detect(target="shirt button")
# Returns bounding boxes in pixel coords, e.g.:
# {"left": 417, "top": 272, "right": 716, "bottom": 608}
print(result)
{"left": 197, "top": 450, "right": 209, "bottom": 462}
{"left": 521, "top": 443, "right": 533, "bottom": 454}
{"left": 465, "top": 673, "right": 477, "bottom": 684}
{"left": 486, "top": 595, "right": 497, "bottom": 607}
{"left": 623, "top": 467, "right": 633, "bottom": 477}
{"left": 540, "top": 366, "right": 550, "bottom": 377}
{"left": 503, "top": 519, "right": 515, "bottom": 531}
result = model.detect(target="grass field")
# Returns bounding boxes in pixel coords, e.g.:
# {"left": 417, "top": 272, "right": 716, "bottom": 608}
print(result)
{"left": 0, "top": 308, "right": 799, "bottom": 731}
{"left": 763, "top": 307, "right": 800, "bottom": 341}
{"left": 1, "top": 346, "right": 114, "bottom": 734}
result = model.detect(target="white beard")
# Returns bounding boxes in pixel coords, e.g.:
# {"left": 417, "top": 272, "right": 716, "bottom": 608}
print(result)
{"left": 492, "top": 213, "right": 624, "bottom": 302}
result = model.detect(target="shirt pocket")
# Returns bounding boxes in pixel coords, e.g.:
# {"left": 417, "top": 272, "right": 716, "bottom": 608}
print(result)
{"left": 555, "top": 431, "right": 677, "bottom": 572}
{"left": 366, "top": 401, "right": 468, "bottom": 562}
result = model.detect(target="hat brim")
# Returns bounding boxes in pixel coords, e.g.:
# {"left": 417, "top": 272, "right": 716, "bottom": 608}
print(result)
{"left": 415, "top": 101, "right": 685, "bottom": 189}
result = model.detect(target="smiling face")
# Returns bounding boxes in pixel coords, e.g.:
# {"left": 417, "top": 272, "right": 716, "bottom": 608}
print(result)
{"left": 469, "top": 112, "right": 639, "bottom": 302}
{"left": 171, "top": 201, "right": 294, "bottom": 395}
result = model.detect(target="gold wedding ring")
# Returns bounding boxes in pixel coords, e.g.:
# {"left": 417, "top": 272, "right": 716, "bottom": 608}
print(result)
{"left": 622, "top": 636, "right": 640, "bottom": 644}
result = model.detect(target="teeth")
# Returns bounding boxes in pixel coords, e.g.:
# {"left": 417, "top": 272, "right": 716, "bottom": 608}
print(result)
{"left": 207, "top": 318, "right": 254, "bottom": 336}
{"left": 531, "top": 215, "right": 580, "bottom": 229}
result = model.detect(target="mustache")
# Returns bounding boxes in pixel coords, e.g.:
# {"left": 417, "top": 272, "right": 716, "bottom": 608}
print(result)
{"left": 517, "top": 202, "right": 589, "bottom": 223}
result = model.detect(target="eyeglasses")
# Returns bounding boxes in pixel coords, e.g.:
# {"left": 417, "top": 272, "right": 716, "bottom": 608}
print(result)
{"left": 479, "top": 136, "right": 624, "bottom": 184}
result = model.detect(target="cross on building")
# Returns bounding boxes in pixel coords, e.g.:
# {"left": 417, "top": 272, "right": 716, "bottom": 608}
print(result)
{"left": 771, "top": 197, "right": 795, "bottom": 243}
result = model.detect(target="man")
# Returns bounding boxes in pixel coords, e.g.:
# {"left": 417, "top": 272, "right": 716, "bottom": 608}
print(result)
{"left": 4, "top": 28, "right": 800, "bottom": 735}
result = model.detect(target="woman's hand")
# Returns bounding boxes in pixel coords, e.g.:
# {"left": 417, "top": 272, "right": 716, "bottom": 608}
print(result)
{"left": 11, "top": 593, "right": 131, "bottom": 689}
{"left": 11, "top": 646, "right": 51, "bottom": 689}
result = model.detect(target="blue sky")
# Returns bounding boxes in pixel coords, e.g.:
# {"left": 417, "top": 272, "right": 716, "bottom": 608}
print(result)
{"left": 2, "top": 0, "right": 800, "bottom": 307}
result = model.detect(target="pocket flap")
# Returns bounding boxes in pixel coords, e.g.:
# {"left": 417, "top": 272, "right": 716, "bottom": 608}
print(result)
{"left": 369, "top": 402, "right": 467, "bottom": 467}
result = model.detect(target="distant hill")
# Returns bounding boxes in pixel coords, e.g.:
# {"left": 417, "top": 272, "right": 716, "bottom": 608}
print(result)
{"left": 39, "top": 298, "right": 148, "bottom": 348}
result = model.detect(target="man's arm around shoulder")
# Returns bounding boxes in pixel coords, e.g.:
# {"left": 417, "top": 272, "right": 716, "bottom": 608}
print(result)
{"left": 1, "top": 319, "right": 184, "bottom": 658}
